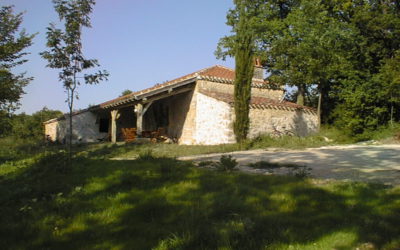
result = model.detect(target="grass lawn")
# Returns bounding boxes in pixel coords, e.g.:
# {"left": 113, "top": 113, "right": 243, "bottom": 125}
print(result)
{"left": 1, "top": 146, "right": 399, "bottom": 249}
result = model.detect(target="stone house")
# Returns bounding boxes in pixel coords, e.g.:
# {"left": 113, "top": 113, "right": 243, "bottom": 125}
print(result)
{"left": 44, "top": 64, "right": 318, "bottom": 145}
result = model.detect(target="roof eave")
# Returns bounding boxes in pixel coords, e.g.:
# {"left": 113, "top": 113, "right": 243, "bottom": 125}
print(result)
{"left": 101, "top": 76, "right": 198, "bottom": 109}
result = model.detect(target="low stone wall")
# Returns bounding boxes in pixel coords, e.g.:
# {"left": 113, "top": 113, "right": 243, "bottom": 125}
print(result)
{"left": 249, "top": 108, "right": 318, "bottom": 138}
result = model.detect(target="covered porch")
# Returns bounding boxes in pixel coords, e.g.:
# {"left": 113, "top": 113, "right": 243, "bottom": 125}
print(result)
{"left": 104, "top": 83, "right": 195, "bottom": 143}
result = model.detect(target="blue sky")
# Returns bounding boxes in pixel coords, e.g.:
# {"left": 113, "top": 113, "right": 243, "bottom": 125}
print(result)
{"left": 4, "top": 0, "right": 235, "bottom": 114}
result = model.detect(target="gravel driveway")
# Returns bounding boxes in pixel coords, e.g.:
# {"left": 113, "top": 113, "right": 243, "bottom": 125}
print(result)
{"left": 179, "top": 144, "right": 400, "bottom": 186}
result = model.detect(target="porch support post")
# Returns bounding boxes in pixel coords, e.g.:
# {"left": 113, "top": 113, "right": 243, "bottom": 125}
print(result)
{"left": 135, "top": 103, "right": 143, "bottom": 136}
{"left": 135, "top": 101, "right": 153, "bottom": 137}
{"left": 111, "top": 110, "right": 118, "bottom": 143}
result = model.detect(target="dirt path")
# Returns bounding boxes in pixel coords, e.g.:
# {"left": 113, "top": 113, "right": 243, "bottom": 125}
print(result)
{"left": 179, "top": 144, "right": 400, "bottom": 185}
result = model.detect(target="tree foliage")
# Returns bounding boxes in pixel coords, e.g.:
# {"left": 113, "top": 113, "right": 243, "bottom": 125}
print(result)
{"left": 11, "top": 107, "right": 63, "bottom": 140}
{"left": 232, "top": 0, "right": 257, "bottom": 143}
{"left": 329, "top": 0, "right": 400, "bottom": 137}
{"left": 217, "top": 0, "right": 400, "bottom": 138}
{"left": 120, "top": 89, "right": 132, "bottom": 97}
{"left": 41, "top": 0, "right": 108, "bottom": 150}
{"left": 0, "top": 6, "right": 35, "bottom": 135}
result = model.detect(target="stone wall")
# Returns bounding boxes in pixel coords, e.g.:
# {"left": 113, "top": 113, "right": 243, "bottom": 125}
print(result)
{"left": 166, "top": 90, "right": 197, "bottom": 144}
{"left": 192, "top": 92, "right": 235, "bottom": 145}
{"left": 188, "top": 83, "right": 318, "bottom": 145}
{"left": 197, "top": 80, "right": 284, "bottom": 101}
{"left": 44, "top": 111, "right": 108, "bottom": 143}
{"left": 248, "top": 108, "right": 318, "bottom": 138}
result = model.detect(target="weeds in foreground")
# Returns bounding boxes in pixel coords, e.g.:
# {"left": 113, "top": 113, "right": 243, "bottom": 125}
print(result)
{"left": 137, "top": 148, "right": 155, "bottom": 160}
{"left": 288, "top": 165, "right": 313, "bottom": 179}
{"left": 198, "top": 155, "right": 239, "bottom": 172}
{"left": 197, "top": 161, "right": 215, "bottom": 167}
{"left": 215, "top": 155, "right": 238, "bottom": 172}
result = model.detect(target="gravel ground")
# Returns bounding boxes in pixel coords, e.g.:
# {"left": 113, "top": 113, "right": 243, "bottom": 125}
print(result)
{"left": 179, "top": 144, "right": 400, "bottom": 186}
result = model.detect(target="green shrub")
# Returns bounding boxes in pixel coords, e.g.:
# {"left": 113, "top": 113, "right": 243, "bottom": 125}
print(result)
{"left": 197, "top": 161, "right": 214, "bottom": 167}
{"left": 288, "top": 165, "right": 312, "bottom": 179}
{"left": 215, "top": 155, "right": 238, "bottom": 172}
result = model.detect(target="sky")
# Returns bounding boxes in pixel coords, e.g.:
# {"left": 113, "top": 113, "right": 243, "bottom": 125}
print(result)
{"left": 3, "top": 0, "right": 235, "bottom": 114}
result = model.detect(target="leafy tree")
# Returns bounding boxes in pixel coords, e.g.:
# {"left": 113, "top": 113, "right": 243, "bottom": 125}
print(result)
{"left": 285, "top": 86, "right": 319, "bottom": 108}
{"left": 120, "top": 89, "right": 132, "bottom": 97}
{"left": 218, "top": 0, "right": 400, "bottom": 137}
{"left": 0, "top": 6, "right": 35, "bottom": 136}
{"left": 329, "top": 0, "right": 400, "bottom": 136}
{"left": 11, "top": 107, "right": 63, "bottom": 140}
{"left": 377, "top": 51, "right": 400, "bottom": 126}
{"left": 41, "top": 0, "right": 108, "bottom": 157}
{"left": 268, "top": 0, "right": 356, "bottom": 126}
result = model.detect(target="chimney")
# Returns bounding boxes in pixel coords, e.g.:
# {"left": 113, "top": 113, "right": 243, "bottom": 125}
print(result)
{"left": 253, "top": 57, "right": 264, "bottom": 80}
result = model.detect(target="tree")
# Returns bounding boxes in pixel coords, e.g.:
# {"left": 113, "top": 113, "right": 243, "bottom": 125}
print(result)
{"left": 217, "top": 0, "right": 302, "bottom": 141}
{"left": 329, "top": 0, "right": 400, "bottom": 137}
{"left": 218, "top": 0, "right": 400, "bottom": 136}
{"left": 228, "top": 0, "right": 258, "bottom": 143}
{"left": 11, "top": 107, "right": 63, "bottom": 140}
{"left": 41, "top": 0, "right": 108, "bottom": 158}
{"left": 267, "top": 0, "right": 356, "bottom": 126}
{"left": 120, "top": 89, "right": 132, "bottom": 97}
{"left": 0, "top": 6, "right": 35, "bottom": 136}
{"left": 377, "top": 51, "right": 400, "bottom": 126}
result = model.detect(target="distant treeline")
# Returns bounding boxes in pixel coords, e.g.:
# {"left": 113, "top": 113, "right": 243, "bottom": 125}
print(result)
{"left": 0, "top": 108, "right": 62, "bottom": 139}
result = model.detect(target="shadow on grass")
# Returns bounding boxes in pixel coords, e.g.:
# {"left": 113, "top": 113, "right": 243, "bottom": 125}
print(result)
{"left": 0, "top": 150, "right": 399, "bottom": 249}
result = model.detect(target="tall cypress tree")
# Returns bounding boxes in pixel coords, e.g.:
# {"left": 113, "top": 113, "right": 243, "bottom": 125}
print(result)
{"left": 233, "top": 0, "right": 255, "bottom": 143}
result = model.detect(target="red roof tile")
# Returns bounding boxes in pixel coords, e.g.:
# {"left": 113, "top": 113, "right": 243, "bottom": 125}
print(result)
{"left": 99, "top": 65, "right": 269, "bottom": 108}
{"left": 199, "top": 65, "right": 236, "bottom": 79}
{"left": 198, "top": 89, "right": 316, "bottom": 112}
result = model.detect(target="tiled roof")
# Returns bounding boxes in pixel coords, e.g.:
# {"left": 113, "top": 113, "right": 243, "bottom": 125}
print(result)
{"left": 198, "top": 89, "right": 317, "bottom": 114}
{"left": 200, "top": 65, "right": 236, "bottom": 79}
{"left": 99, "top": 65, "right": 271, "bottom": 108}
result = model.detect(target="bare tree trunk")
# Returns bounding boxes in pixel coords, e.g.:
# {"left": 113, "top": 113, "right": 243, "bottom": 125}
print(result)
{"left": 67, "top": 71, "right": 76, "bottom": 165}
{"left": 390, "top": 104, "right": 394, "bottom": 128}
{"left": 68, "top": 87, "right": 73, "bottom": 164}
{"left": 317, "top": 84, "right": 322, "bottom": 129}
{"left": 296, "top": 83, "right": 306, "bottom": 106}
{"left": 390, "top": 92, "right": 394, "bottom": 128}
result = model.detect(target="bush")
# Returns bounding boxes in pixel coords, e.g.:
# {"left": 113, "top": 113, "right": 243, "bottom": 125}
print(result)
{"left": 288, "top": 165, "right": 312, "bottom": 179}
{"left": 215, "top": 155, "right": 238, "bottom": 172}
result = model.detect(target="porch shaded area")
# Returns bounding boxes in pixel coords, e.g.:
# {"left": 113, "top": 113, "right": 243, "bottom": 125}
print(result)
{"left": 107, "top": 88, "right": 194, "bottom": 143}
